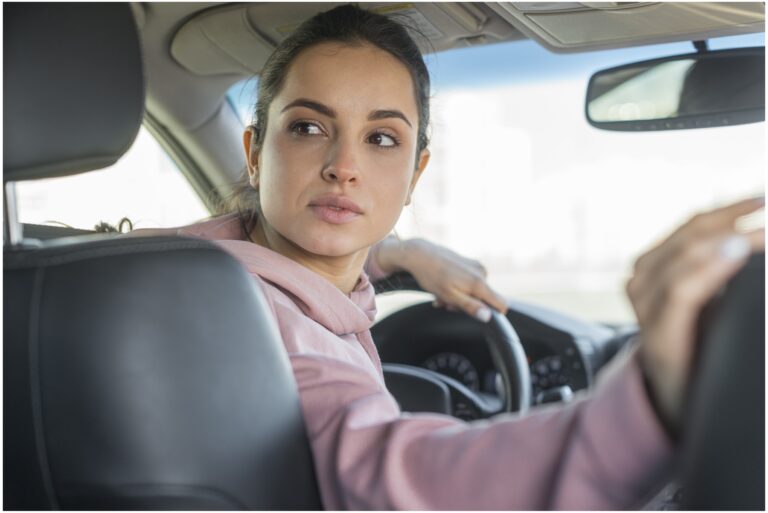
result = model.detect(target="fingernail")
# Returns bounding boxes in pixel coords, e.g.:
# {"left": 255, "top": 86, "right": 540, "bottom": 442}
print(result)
{"left": 720, "top": 235, "right": 750, "bottom": 261}
{"left": 755, "top": 195, "right": 765, "bottom": 206}
{"left": 475, "top": 306, "right": 492, "bottom": 323}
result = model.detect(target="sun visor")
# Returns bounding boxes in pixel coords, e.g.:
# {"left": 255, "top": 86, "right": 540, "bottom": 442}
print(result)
{"left": 170, "top": 2, "right": 522, "bottom": 76}
{"left": 490, "top": 2, "right": 765, "bottom": 53}
{"left": 170, "top": 5, "right": 276, "bottom": 76}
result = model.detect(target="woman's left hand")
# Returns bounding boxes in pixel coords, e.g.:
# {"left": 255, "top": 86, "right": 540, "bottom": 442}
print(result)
{"left": 375, "top": 237, "right": 507, "bottom": 322}
{"left": 627, "top": 196, "right": 764, "bottom": 431}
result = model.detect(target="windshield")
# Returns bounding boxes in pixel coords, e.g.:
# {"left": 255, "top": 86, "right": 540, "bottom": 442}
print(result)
{"left": 228, "top": 33, "right": 765, "bottom": 324}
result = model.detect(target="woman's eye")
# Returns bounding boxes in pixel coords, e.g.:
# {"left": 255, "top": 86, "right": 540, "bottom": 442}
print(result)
{"left": 290, "top": 121, "right": 324, "bottom": 136}
{"left": 368, "top": 132, "right": 399, "bottom": 148}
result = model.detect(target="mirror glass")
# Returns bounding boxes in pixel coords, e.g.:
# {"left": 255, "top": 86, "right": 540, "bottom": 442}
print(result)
{"left": 587, "top": 48, "right": 764, "bottom": 130}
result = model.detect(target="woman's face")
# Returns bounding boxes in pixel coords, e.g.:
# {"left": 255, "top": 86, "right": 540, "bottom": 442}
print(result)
{"left": 245, "top": 42, "right": 429, "bottom": 259}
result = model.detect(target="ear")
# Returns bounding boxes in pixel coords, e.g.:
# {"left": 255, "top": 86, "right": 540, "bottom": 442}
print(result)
{"left": 405, "top": 149, "right": 430, "bottom": 206}
{"left": 242, "top": 126, "right": 260, "bottom": 189}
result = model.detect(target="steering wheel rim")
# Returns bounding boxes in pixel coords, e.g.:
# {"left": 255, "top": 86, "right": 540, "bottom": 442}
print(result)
{"left": 680, "top": 252, "right": 764, "bottom": 509}
{"left": 374, "top": 272, "right": 531, "bottom": 414}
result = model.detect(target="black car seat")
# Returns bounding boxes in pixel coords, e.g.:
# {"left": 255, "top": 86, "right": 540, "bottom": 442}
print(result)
{"left": 4, "top": 3, "right": 321, "bottom": 509}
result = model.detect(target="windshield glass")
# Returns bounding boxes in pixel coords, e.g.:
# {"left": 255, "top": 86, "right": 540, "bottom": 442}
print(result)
{"left": 228, "top": 33, "right": 765, "bottom": 324}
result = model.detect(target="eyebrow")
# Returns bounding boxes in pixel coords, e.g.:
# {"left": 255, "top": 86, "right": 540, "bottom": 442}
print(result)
{"left": 368, "top": 109, "right": 412, "bottom": 128}
{"left": 281, "top": 98, "right": 412, "bottom": 128}
{"left": 282, "top": 98, "right": 335, "bottom": 118}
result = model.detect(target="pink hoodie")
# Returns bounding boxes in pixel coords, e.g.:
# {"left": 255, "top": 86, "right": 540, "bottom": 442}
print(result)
{"left": 134, "top": 214, "right": 673, "bottom": 510}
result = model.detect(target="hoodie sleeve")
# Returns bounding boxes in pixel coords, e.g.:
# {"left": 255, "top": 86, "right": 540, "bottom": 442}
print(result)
{"left": 290, "top": 344, "right": 673, "bottom": 510}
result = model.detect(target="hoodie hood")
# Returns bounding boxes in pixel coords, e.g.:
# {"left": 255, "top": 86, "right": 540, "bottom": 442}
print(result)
{"left": 179, "top": 214, "right": 377, "bottom": 336}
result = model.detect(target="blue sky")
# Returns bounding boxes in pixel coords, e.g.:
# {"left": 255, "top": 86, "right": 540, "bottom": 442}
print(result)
{"left": 229, "top": 32, "right": 764, "bottom": 123}
{"left": 427, "top": 33, "right": 765, "bottom": 91}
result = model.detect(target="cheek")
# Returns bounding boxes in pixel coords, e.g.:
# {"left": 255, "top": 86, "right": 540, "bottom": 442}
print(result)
{"left": 260, "top": 129, "right": 323, "bottom": 191}
{"left": 258, "top": 130, "right": 311, "bottom": 194}
{"left": 256, "top": 143, "right": 296, "bottom": 218}
{"left": 373, "top": 151, "right": 416, "bottom": 192}
{"left": 368, "top": 162, "right": 415, "bottom": 221}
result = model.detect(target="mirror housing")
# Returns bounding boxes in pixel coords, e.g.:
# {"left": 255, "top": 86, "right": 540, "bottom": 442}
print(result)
{"left": 586, "top": 47, "right": 765, "bottom": 131}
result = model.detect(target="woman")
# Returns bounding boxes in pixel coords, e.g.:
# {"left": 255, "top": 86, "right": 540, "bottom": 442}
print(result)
{"left": 135, "top": 5, "right": 764, "bottom": 509}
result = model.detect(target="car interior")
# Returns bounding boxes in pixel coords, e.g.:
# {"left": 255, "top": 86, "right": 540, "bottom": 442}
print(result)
{"left": 4, "top": 4, "right": 321, "bottom": 509}
{"left": 4, "top": 2, "right": 764, "bottom": 510}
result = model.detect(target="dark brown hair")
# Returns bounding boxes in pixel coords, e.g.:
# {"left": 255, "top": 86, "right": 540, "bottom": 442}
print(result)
{"left": 220, "top": 4, "right": 431, "bottom": 239}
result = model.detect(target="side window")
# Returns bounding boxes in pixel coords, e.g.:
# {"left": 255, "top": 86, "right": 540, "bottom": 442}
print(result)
{"left": 15, "top": 126, "right": 210, "bottom": 231}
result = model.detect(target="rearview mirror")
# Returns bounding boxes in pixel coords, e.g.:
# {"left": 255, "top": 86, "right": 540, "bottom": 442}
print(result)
{"left": 586, "top": 47, "right": 765, "bottom": 131}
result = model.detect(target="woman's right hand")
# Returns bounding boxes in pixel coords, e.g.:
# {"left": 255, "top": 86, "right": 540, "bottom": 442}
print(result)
{"left": 626, "top": 197, "right": 764, "bottom": 431}
{"left": 373, "top": 236, "right": 508, "bottom": 322}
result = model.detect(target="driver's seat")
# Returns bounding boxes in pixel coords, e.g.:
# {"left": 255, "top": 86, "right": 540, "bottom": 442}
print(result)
{"left": 4, "top": 4, "right": 321, "bottom": 509}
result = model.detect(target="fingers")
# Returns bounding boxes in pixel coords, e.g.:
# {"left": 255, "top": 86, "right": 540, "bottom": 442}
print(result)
{"left": 452, "top": 291, "right": 493, "bottom": 322}
{"left": 432, "top": 299, "right": 458, "bottom": 312}
{"left": 627, "top": 196, "right": 764, "bottom": 426}
{"left": 454, "top": 270, "right": 508, "bottom": 314}
{"left": 666, "top": 229, "right": 763, "bottom": 312}
{"left": 430, "top": 271, "right": 508, "bottom": 321}
{"left": 638, "top": 229, "right": 763, "bottom": 379}
{"left": 740, "top": 227, "right": 765, "bottom": 251}
{"left": 433, "top": 283, "right": 507, "bottom": 322}
{"left": 403, "top": 239, "right": 506, "bottom": 320}
{"left": 475, "top": 281, "right": 508, "bottom": 315}
{"left": 668, "top": 229, "right": 763, "bottom": 292}
{"left": 629, "top": 197, "right": 764, "bottom": 314}
{"left": 693, "top": 195, "right": 764, "bottom": 225}
{"left": 473, "top": 261, "right": 488, "bottom": 279}
{"left": 629, "top": 228, "right": 762, "bottom": 328}
{"left": 633, "top": 196, "right": 764, "bottom": 278}
{"left": 628, "top": 197, "right": 764, "bottom": 343}
{"left": 648, "top": 229, "right": 762, "bottom": 322}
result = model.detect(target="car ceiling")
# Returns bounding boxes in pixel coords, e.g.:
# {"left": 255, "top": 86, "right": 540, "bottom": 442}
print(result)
{"left": 133, "top": 2, "right": 765, "bottom": 197}
{"left": 170, "top": 2, "right": 764, "bottom": 77}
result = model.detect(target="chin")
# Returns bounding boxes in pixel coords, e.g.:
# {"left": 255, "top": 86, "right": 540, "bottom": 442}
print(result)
{"left": 299, "top": 230, "right": 373, "bottom": 258}
{"left": 302, "top": 238, "right": 361, "bottom": 258}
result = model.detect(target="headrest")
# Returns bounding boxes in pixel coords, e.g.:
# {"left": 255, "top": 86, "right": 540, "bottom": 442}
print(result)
{"left": 3, "top": 3, "right": 145, "bottom": 182}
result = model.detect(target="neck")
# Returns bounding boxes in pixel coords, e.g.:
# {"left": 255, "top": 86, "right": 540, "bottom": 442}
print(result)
{"left": 251, "top": 219, "right": 368, "bottom": 295}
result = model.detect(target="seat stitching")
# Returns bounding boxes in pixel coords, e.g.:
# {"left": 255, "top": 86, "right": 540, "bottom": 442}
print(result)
{"left": 28, "top": 266, "right": 60, "bottom": 508}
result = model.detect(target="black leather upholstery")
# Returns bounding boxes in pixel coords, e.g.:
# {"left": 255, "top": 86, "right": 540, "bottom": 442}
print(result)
{"left": 4, "top": 3, "right": 322, "bottom": 509}
{"left": 681, "top": 253, "right": 765, "bottom": 509}
{"left": 4, "top": 237, "right": 322, "bottom": 510}
{"left": 3, "top": 3, "right": 145, "bottom": 181}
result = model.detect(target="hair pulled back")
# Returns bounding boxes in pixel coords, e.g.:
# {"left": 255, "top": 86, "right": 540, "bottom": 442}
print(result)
{"left": 222, "top": 4, "right": 431, "bottom": 237}
{"left": 255, "top": 4, "right": 430, "bottom": 155}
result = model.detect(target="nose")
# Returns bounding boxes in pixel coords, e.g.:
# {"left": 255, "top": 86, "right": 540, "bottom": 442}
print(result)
{"left": 321, "top": 139, "right": 360, "bottom": 185}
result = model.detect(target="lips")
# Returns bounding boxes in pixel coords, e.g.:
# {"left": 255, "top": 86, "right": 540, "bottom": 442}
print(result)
{"left": 308, "top": 194, "right": 363, "bottom": 224}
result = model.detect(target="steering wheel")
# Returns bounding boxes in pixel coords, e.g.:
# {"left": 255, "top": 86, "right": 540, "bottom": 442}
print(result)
{"left": 373, "top": 272, "right": 531, "bottom": 417}
{"left": 679, "top": 252, "right": 764, "bottom": 509}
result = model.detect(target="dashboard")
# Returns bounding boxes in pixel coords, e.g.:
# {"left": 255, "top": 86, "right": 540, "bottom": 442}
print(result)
{"left": 372, "top": 299, "right": 636, "bottom": 409}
